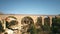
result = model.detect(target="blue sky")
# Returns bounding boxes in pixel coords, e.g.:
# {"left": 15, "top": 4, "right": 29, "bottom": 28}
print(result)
{"left": 0, "top": 0, "right": 60, "bottom": 15}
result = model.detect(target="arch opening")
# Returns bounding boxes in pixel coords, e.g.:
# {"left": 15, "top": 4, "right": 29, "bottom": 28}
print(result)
{"left": 21, "top": 16, "right": 34, "bottom": 34}
{"left": 5, "top": 16, "right": 18, "bottom": 29}
{"left": 44, "top": 16, "right": 50, "bottom": 26}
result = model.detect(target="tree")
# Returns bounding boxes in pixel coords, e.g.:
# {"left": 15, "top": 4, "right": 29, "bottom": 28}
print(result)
{"left": 52, "top": 17, "right": 60, "bottom": 34}
{"left": 29, "top": 24, "right": 37, "bottom": 34}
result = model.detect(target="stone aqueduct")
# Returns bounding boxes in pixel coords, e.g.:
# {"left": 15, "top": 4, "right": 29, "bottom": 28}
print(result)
{"left": 0, "top": 14, "right": 60, "bottom": 30}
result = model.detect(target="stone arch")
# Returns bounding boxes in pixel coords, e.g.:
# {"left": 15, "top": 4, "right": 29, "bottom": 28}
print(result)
{"left": 21, "top": 16, "right": 34, "bottom": 24}
{"left": 36, "top": 16, "right": 42, "bottom": 26}
{"left": 44, "top": 16, "right": 50, "bottom": 26}
{"left": 5, "top": 16, "right": 18, "bottom": 29}
{"left": 21, "top": 16, "right": 34, "bottom": 34}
